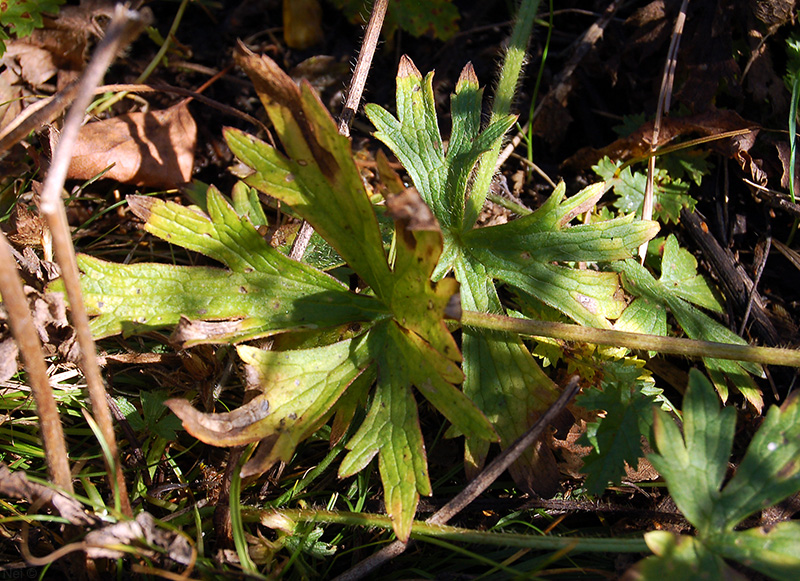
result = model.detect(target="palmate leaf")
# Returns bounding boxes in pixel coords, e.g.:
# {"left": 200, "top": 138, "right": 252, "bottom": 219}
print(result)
{"left": 455, "top": 253, "right": 561, "bottom": 496}
{"left": 365, "top": 57, "right": 658, "bottom": 494}
{"left": 48, "top": 43, "right": 496, "bottom": 540}
{"left": 612, "top": 235, "right": 764, "bottom": 410}
{"left": 48, "top": 187, "right": 385, "bottom": 344}
{"left": 576, "top": 360, "right": 657, "bottom": 495}
{"left": 365, "top": 57, "right": 517, "bottom": 262}
{"left": 636, "top": 370, "right": 800, "bottom": 581}
{"left": 594, "top": 157, "right": 697, "bottom": 223}
{"left": 170, "top": 45, "right": 494, "bottom": 541}
{"left": 368, "top": 57, "right": 659, "bottom": 495}
{"left": 0, "top": 0, "right": 63, "bottom": 54}
{"left": 465, "top": 182, "right": 659, "bottom": 328}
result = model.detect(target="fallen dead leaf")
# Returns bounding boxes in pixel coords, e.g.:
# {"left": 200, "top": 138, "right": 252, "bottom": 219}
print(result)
{"left": 0, "top": 71, "right": 22, "bottom": 132}
{"left": 0, "top": 339, "right": 19, "bottom": 383}
{"left": 67, "top": 102, "right": 197, "bottom": 187}
{"left": 1, "top": 42, "right": 59, "bottom": 88}
{"left": 0, "top": 463, "right": 94, "bottom": 525}
{"left": 6, "top": 203, "right": 45, "bottom": 248}
{"left": 563, "top": 109, "right": 759, "bottom": 170}
{"left": 83, "top": 511, "right": 193, "bottom": 565}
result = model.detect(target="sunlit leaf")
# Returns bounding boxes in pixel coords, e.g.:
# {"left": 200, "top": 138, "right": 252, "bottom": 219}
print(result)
{"left": 613, "top": 239, "right": 763, "bottom": 410}
{"left": 637, "top": 370, "right": 800, "bottom": 580}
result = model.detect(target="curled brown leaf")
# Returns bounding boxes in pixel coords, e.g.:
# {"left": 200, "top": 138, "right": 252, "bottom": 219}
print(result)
{"left": 67, "top": 102, "right": 196, "bottom": 187}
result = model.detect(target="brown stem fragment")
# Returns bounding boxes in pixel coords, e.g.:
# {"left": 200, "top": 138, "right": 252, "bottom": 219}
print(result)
{"left": 0, "top": 236, "right": 73, "bottom": 493}
{"left": 337, "top": 0, "right": 388, "bottom": 137}
{"left": 39, "top": 4, "right": 151, "bottom": 517}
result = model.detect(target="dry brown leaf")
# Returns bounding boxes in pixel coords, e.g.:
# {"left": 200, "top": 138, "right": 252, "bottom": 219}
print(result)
{"left": 0, "top": 0, "right": 115, "bottom": 90}
{"left": 0, "top": 339, "right": 19, "bottom": 383}
{"left": 1, "top": 42, "right": 59, "bottom": 87}
{"left": 0, "top": 71, "right": 22, "bottom": 132}
{"left": 6, "top": 204, "right": 45, "bottom": 247}
{"left": 83, "top": 511, "right": 193, "bottom": 564}
{"left": 0, "top": 463, "right": 94, "bottom": 525}
{"left": 67, "top": 102, "right": 197, "bottom": 187}
{"left": 564, "top": 109, "right": 759, "bottom": 170}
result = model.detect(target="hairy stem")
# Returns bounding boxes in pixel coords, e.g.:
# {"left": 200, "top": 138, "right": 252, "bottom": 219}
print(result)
{"left": 247, "top": 508, "right": 648, "bottom": 553}
{"left": 465, "top": 0, "right": 541, "bottom": 229}
{"left": 461, "top": 310, "right": 800, "bottom": 367}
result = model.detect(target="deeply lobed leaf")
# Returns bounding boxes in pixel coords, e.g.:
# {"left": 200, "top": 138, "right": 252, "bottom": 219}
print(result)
{"left": 613, "top": 238, "right": 763, "bottom": 410}
{"left": 641, "top": 371, "right": 800, "bottom": 580}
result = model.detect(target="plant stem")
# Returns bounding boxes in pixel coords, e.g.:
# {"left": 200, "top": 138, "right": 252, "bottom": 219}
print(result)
{"left": 0, "top": 235, "right": 73, "bottom": 492}
{"left": 461, "top": 310, "right": 800, "bottom": 367}
{"left": 465, "top": 0, "right": 541, "bottom": 229}
{"left": 39, "top": 5, "right": 147, "bottom": 517}
{"left": 247, "top": 508, "right": 649, "bottom": 553}
{"left": 338, "top": 0, "right": 388, "bottom": 137}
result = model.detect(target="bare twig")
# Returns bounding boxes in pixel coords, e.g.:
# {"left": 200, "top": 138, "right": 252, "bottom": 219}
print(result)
{"left": 640, "top": 0, "right": 689, "bottom": 262}
{"left": 332, "top": 377, "right": 582, "bottom": 581}
{"left": 290, "top": 0, "right": 388, "bottom": 261}
{"left": 39, "top": 4, "right": 151, "bottom": 517}
{"left": 337, "top": 0, "right": 388, "bottom": 137}
{"left": 0, "top": 238, "right": 73, "bottom": 492}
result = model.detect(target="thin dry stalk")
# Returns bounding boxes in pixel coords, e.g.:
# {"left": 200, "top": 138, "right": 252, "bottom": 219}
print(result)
{"left": 332, "top": 377, "right": 582, "bottom": 581}
{"left": 291, "top": 0, "right": 388, "bottom": 260}
{"left": 0, "top": 235, "right": 73, "bottom": 492}
{"left": 38, "top": 5, "right": 151, "bottom": 517}
{"left": 640, "top": 0, "right": 689, "bottom": 262}
{"left": 337, "top": 0, "right": 388, "bottom": 137}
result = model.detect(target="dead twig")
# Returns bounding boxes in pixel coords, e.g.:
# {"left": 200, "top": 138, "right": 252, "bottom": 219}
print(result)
{"left": 0, "top": 244, "right": 73, "bottom": 492}
{"left": 332, "top": 376, "right": 582, "bottom": 581}
{"left": 640, "top": 0, "right": 688, "bottom": 262}
{"left": 38, "top": 4, "right": 152, "bottom": 518}
{"left": 337, "top": 0, "right": 388, "bottom": 137}
{"left": 290, "top": 0, "right": 388, "bottom": 261}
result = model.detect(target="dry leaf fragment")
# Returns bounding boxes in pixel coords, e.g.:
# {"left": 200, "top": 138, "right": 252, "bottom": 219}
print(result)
{"left": 83, "top": 511, "right": 193, "bottom": 564}
{"left": 564, "top": 109, "right": 759, "bottom": 170}
{"left": 67, "top": 102, "right": 197, "bottom": 187}
{"left": 0, "top": 463, "right": 94, "bottom": 525}
{"left": 0, "top": 71, "right": 22, "bottom": 132}
{"left": 0, "top": 339, "right": 19, "bottom": 382}
{"left": 385, "top": 187, "right": 439, "bottom": 231}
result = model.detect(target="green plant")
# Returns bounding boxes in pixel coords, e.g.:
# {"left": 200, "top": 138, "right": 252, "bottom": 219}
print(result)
{"left": 0, "top": 0, "right": 63, "bottom": 54}
{"left": 365, "top": 53, "right": 657, "bottom": 495}
{"left": 629, "top": 368, "right": 800, "bottom": 580}
{"left": 52, "top": 44, "right": 501, "bottom": 542}
{"left": 33, "top": 0, "right": 800, "bottom": 576}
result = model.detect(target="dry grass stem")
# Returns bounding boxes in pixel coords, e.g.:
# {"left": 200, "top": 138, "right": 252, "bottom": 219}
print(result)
{"left": 39, "top": 5, "right": 152, "bottom": 517}
{"left": 0, "top": 234, "right": 73, "bottom": 492}
{"left": 640, "top": 0, "right": 689, "bottom": 262}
